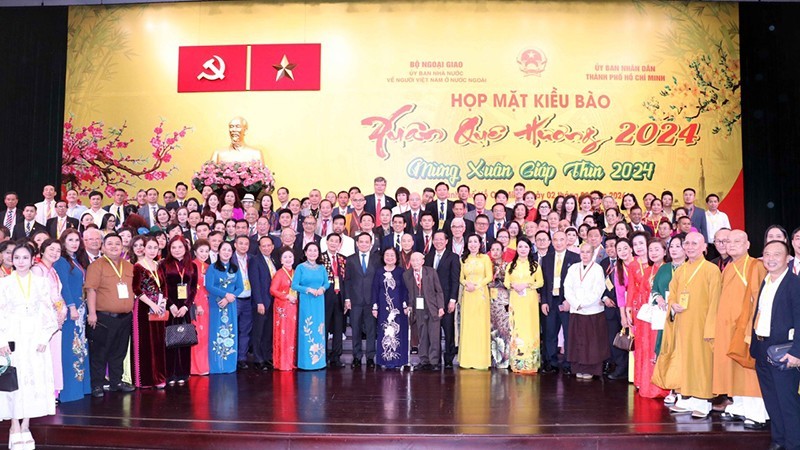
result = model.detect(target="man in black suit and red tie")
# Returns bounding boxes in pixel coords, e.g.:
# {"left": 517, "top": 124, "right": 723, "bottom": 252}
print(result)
{"left": 46, "top": 201, "right": 79, "bottom": 239}
{"left": 540, "top": 230, "right": 581, "bottom": 375}
{"left": 321, "top": 233, "right": 347, "bottom": 368}
{"left": 363, "top": 176, "right": 396, "bottom": 229}
{"left": 751, "top": 240, "right": 800, "bottom": 450}
{"left": 424, "top": 182, "right": 454, "bottom": 232}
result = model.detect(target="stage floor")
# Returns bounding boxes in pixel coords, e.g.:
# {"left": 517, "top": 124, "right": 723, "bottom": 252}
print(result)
{"left": 35, "top": 367, "right": 769, "bottom": 449}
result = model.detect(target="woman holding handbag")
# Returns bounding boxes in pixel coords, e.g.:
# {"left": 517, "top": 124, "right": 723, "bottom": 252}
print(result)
{"left": 131, "top": 237, "right": 167, "bottom": 389}
{"left": 160, "top": 236, "right": 197, "bottom": 386}
{"left": 632, "top": 239, "right": 670, "bottom": 398}
{"left": 0, "top": 243, "right": 59, "bottom": 450}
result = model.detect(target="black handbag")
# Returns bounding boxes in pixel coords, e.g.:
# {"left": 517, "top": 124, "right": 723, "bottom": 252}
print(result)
{"left": 767, "top": 342, "right": 797, "bottom": 371}
{"left": 165, "top": 319, "right": 198, "bottom": 349}
{"left": 0, "top": 356, "right": 19, "bottom": 392}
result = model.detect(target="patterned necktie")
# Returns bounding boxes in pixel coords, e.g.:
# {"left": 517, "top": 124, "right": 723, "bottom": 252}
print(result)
{"left": 439, "top": 201, "right": 445, "bottom": 221}
{"left": 322, "top": 219, "right": 329, "bottom": 236}
{"left": 151, "top": 206, "right": 157, "bottom": 226}
{"left": 424, "top": 234, "right": 430, "bottom": 253}
{"left": 4, "top": 210, "right": 11, "bottom": 229}
{"left": 46, "top": 201, "right": 52, "bottom": 220}
{"left": 25, "top": 222, "right": 31, "bottom": 237}
{"left": 395, "top": 234, "right": 400, "bottom": 250}
{"left": 412, "top": 212, "right": 418, "bottom": 229}
{"left": 57, "top": 218, "right": 64, "bottom": 239}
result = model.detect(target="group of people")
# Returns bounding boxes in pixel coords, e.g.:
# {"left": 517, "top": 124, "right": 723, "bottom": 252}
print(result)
{"left": 0, "top": 177, "right": 797, "bottom": 450}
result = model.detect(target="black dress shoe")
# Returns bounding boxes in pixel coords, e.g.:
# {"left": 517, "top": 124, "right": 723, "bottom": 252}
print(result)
{"left": 444, "top": 362, "right": 454, "bottom": 369}
{"left": 237, "top": 361, "right": 250, "bottom": 370}
{"left": 91, "top": 387, "right": 104, "bottom": 398}
{"left": 606, "top": 372, "right": 627, "bottom": 380}
{"left": 428, "top": 365, "right": 441, "bottom": 371}
{"left": 366, "top": 359, "right": 375, "bottom": 368}
{"left": 602, "top": 362, "right": 611, "bottom": 374}
{"left": 109, "top": 382, "right": 135, "bottom": 393}
{"left": 561, "top": 367, "right": 573, "bottom": 376}
{"left": 253, "top": 362, "right": 264, "bottom": 371}
{"left": 329, "top": 360, "right": 345, "bottom": 368}
{"left": 767, "top": 443, "right": 785, "bottom": 450}
{"left": 743, "top": 420, "right": 768, "bottom": 430}
{"left": 352, "top": 359, "right": 362, "bottom": 368}
{"left": 541, "top": 366, "right": 558, "bottom": 374}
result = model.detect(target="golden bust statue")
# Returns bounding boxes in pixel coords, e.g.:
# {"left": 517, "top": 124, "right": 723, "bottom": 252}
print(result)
{"left": 211, "top": 116, "right": 264, "bottom": 164}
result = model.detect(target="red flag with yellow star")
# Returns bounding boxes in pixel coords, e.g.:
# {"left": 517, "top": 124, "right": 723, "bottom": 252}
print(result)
{"left": 250, "top": 44, "right": 321, "bottom": 91}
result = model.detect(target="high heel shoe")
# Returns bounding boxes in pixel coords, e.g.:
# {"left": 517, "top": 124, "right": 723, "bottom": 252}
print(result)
{"left": 8, "top": 433, "right": 24, "bottom": 450}
{"left": 19, "top": 431, "right": 33, "bottom": 450}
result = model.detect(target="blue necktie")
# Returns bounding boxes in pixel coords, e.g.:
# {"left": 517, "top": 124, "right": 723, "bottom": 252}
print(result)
{"left": 361, "top": 253, "right": 367, "bottom": 274}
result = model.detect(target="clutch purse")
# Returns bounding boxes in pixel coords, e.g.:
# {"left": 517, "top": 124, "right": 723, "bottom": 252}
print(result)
{"left": 165, "top": 320, "right": 198, "bottom": 348}
{"left": 613, "top": 328, "right": 634, "bottom": 352}
{"left": 149, "top": 310, "right": 169, "bottom": 322}
{"left": 0, "top": 355, "right": 18, "bottom": 392}
{"left": 767, "top": 342, "right": 797, "bottom": 371}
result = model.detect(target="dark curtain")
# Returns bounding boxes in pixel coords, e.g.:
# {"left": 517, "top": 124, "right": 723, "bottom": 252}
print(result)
{"left": 0, "top": 7, "right": 67, "bottom": 206}
{"left": 740, "top": 3, "right": 800, "bottom": 253}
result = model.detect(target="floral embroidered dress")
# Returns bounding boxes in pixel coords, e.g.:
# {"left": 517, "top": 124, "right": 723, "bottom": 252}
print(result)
{"left": 291, "top": 262, "right": 330, "bottom": 370}
{"left": 505, "top": 260, "right": 545, "bottom": 373}
{"left": 489, "top": 259, "right": 511, "bottom": 369}
{"left": 204, "top": 262, "right": 243, "bottom": 374}
{"left": 53, "top": 256, "right": 91, "bottom": 402}
{"left": 191, "top": 258, "right": 210, "bottom": 375}
{"left": 372, "top": 266, "right": 408, "bottom": 368}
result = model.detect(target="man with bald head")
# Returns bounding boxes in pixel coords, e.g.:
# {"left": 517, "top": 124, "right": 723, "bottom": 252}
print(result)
{"left": 707, "top": 230, "right": 768, "bottom": 428}
{"left": 540, "top": 230, "right": 581, "bottom": 374}
{"left": 653, "top": 232, "right": 721, "bottom": 418}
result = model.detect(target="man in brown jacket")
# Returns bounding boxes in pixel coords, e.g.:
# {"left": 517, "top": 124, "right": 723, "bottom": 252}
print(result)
{"left": 403, "top": 252, "right": 444, "bottom": 371}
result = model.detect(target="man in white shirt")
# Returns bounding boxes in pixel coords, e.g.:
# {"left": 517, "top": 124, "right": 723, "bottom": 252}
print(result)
{"left": 34, "top": 184, "right": 58, "bottom": 225}
{"left": 333, "top": 191, "right": 352, "bottom": 217}
{"left": 65, "top": 189, "right": 88, "bottom": 220}
{"left": 276, "top": 187, "right": 290, "bottom": 210}
{"left": 1, "top": 192, "right": 21, "bottom": 230}
{"left": 704, "top": 193, "right": 731, "bottom": 244}
{"left": 104, "top": 187, "right": 128, "bottom": 228}
{"left": 628, "top": 206, "right": 653, "bottom": 235}
{"left": 321, "top": 215, "right": 355, "bottom": 257}
{"left": 234, "top": 235, "right": 253, "bottom": 370}
{"left": 425, "top": 182, "right": 453, "bottom": 231}
{"left": 166, "top": 182, "right": 189, "bottom": 209}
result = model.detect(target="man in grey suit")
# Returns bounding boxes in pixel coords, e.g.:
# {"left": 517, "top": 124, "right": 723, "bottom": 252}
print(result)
{"left": 137, "top": 187, "right": 164, "bottom": 228}
{"left": 404, "top": 252, "right": 444, "bottom": 371}
{"left": 344, "top": 232, "right": 381, "bottom": 368}
{"left": 683, "top": 187, "right": 707, "bottom": 239}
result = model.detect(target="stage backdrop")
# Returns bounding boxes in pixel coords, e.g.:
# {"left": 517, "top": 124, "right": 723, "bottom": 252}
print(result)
{"left": 63, "top": 0, "right": 743, "bottom": 226}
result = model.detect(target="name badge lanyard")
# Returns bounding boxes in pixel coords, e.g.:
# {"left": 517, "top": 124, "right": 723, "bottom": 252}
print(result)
{"left": 105, "top": 255, "right": 129, "bottom": 299}
{"left": 175, "top": 262, "right": 188, "bottom": 300}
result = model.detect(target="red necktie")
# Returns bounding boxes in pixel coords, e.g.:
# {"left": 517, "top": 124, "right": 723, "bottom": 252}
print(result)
{"left": 424, "top": 235, "right": 431, "bottom": 253}
{"left": 376, "top": 198, "right": 382, "bottom": 226}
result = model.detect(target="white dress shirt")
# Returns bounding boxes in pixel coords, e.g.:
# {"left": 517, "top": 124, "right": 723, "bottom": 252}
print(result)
{"left": 755, "top": 268, "right": 788, "bottom": 337}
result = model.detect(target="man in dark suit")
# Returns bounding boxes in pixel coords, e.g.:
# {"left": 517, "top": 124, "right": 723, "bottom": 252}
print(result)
{"left": 12, "top": 204, "right": 45, "bottom": 240}
{"left": 540, "top": 230, "right": 581, "bottom": 375}
{"left": 424, "top": 182, "right": 454, "bottom": 231}
{"left": 294, "top": 215, "right": 321, "bottom": 256}
{"left": 137, "top": 187, "right": 164, "bottom": 228}
{"left": 104, "top": 187, "right": 128, "bottom": 228}
{"left": 401, "top": 192, "right": 424, "bottom": 235}
{"left": 46, "top": 201, "right": 79, "bottom": 239}
{"left": 248, "top": 216, "right": 272, "bottom": 256}
{"left": 751, "top": 240, "right": 800, "bottom": 450}
{"left": 597, "top": 235, "right": 627, "bottom": 379}
{"left": 1, "top": 191, "right": 23, "bottom": 231}
{"left": 344, "top": 233, "right": 381, "bottom": 368}
{"left": 249, "top": 236, "right": 275, "bottom": 371}
{"left": 165, "top": 182, "right": 189, "bottom": 209}
{"left": 442, "top": 200, "right": 474, "bottom": 237}
{"left": 424, "top": 231, "right": 461, "bottom": 368}
{"left": 474, "top": 214, "right": 493, "bottom": 253}
{"left": 321, "top": 233, "right": 347, "bottom": 367}
{"left": 404, "top": 252, "right": 445, "bottom": 371}
{"left": 381, "top": 214, "right": 422, "bottom": 253}
{"left": 627, "top": 206, "right": 654, "bottom": 235}
{"left": 363, "top": 176, "right": 396, "bottom": 229}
